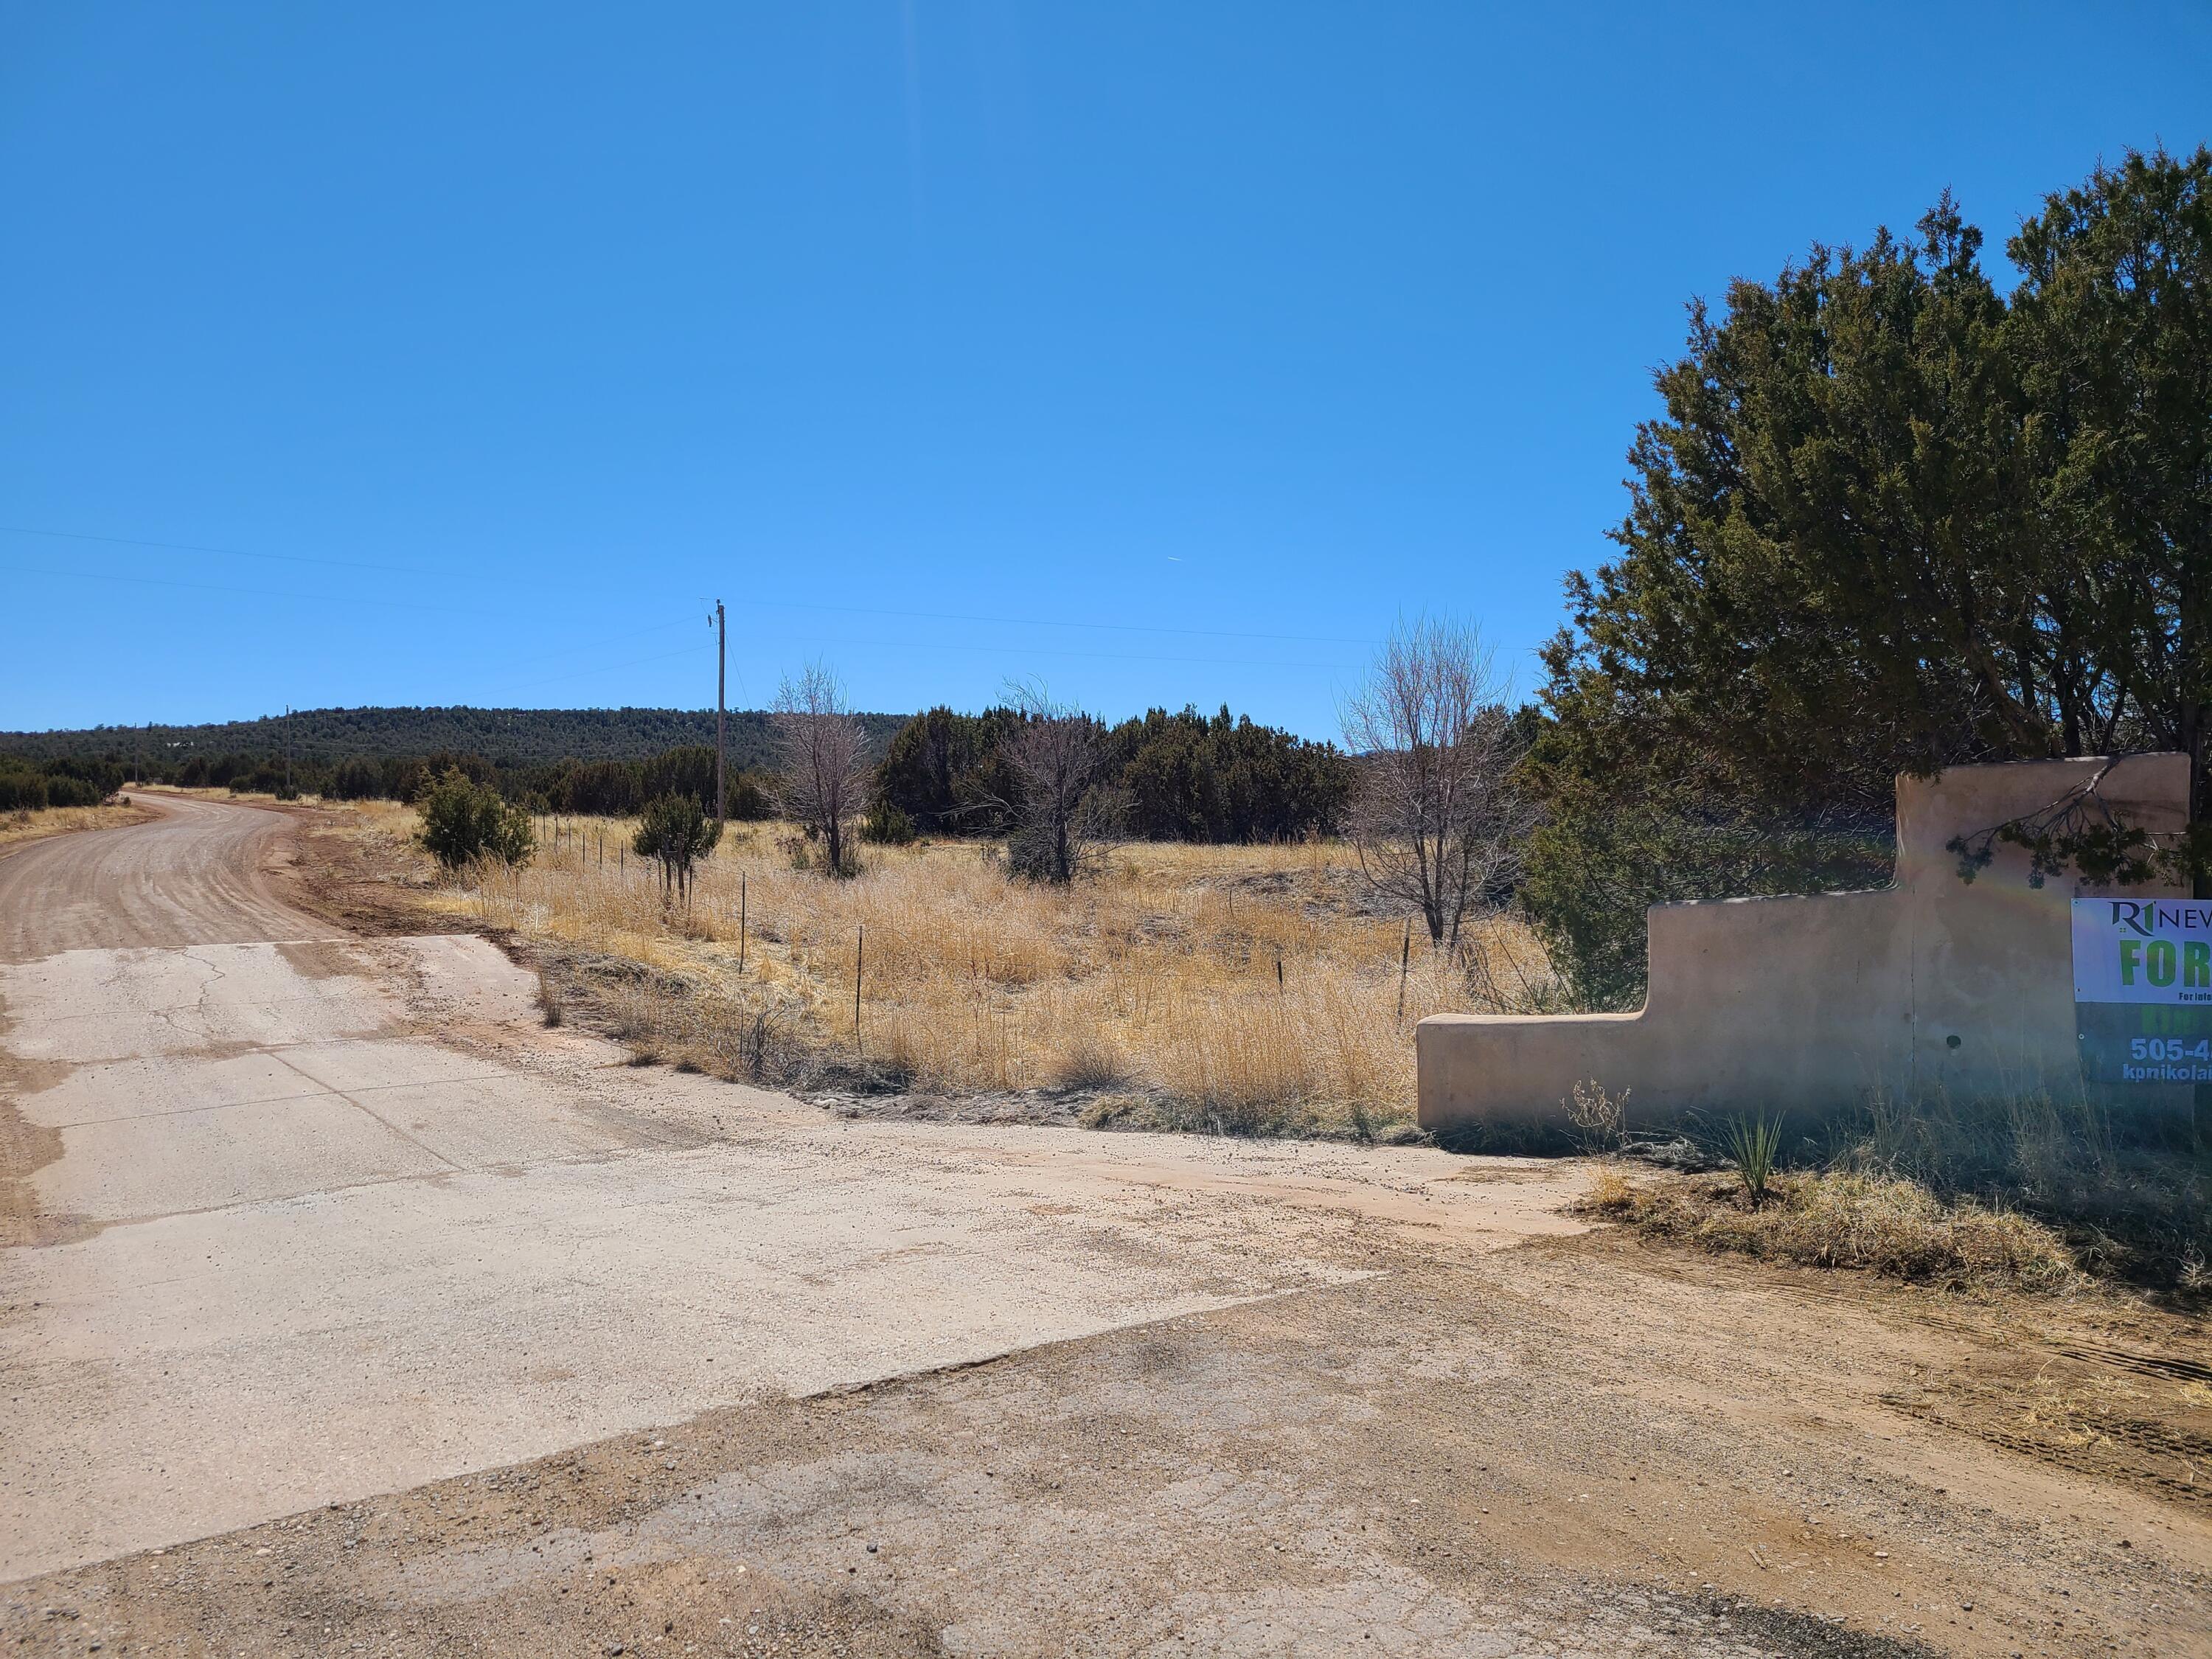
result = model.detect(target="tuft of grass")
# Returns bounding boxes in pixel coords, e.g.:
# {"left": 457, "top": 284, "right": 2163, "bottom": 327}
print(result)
{"left": 1582, "top": 1165, "right": 1636, "bottom": 1214}
{"left": 1052, "top": 1032, "right": 1130, "bottom": 1092}
{"left": 1576, "top": 1169, "right": 2080, "bottom": 1293}
{"left": 1576, "top": 1088, "right": 2205, "bottom": 1295}
{"left": 1078, "top": 1091, "right": 1162, "bottom": 1130}
{"left": 535, "top": 970, "right": 564, "bottom": 1028}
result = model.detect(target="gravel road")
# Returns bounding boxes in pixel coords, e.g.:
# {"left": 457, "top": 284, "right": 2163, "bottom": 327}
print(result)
{"left": 1, "top": 795, "right": 2205, "bottom": 1656}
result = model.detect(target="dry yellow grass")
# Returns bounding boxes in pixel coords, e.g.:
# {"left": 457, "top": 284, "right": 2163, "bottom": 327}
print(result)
{"left": 0, "top": 799, "right": 156, "bottom": 851}
{"left": 335, "top": 804, "right": 1556, "bottom": 1137}
{"left": 1576, "top": 1168, "right": 2081, "bottom": 1293}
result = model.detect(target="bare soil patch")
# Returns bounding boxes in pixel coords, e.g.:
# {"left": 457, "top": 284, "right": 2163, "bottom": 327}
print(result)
{"left": 1562, "top": 1222, "right": 2212, "bottom": 1528}
{"left": 268, "top": 802, "right": 475, "bottom": 938}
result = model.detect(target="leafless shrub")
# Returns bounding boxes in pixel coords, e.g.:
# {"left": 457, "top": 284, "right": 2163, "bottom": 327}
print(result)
{"left": 998, "top": 680, "right": 1123, "bottom": 885}
{"left": 1564, "top": 1078, "right": 1628, "bottom": 1152}
{"left": 1340, "top": 617, "right": 1537, "bottom": 951}
{"left": 773, "top": 661, "right": 870, "bottom": 880}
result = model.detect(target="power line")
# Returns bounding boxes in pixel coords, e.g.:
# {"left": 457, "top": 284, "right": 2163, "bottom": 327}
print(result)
{"left": 8, "top": 563, "right": 729, "bottom": 681}
{"left": 10, "top": 546, "right": 1370, "bottom": 695}
{"left": 774, "top": 633, "right": 1354, "bottom": 672}
{"left": 499, "top": 616, "right": 697, "bottom": 672}
{"left": 0, "top": 524, "right": 435, "bottom": 577}
{"left": 1, "top": 523, "right": 1378, "bottom": 647}
{"left": 500, "top": 628, "right": 1341, "bottom": 697}
{"left": 744, "top": 596, "right": 1377, "bottom": 647}
{"left": 504, "top": 642, "right": 716, "bottom": 692}
{"left": 0, "top": 562, "right": 465, "bottom": 614}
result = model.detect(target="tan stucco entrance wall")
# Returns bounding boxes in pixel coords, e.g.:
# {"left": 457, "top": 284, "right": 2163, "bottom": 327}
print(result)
{"left": 1417, "top": 754, "right": 2194, "bottom": 1135}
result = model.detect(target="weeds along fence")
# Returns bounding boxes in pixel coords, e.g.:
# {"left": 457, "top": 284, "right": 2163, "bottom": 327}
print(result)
{"left": 420, "top": 813, "right": 1552, "bottom": 1132}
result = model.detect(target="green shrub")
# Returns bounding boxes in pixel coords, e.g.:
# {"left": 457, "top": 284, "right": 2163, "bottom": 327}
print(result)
{"left": 726, "top": 771, "right": 774, "bottom": 820}
{"left": 860, "top": 801, "right": 918, "bottom": 845}
{"left": 633, "top": 792, "right": 723, "bottom": 895}
{"left": 0, "top": 769, "right": 48, "bottom": 811}
{"left": 417, "top": 768, "right": 535, "bottom": 869}
{"left": 0, "top": 759, "right": 116, "bottom": 811}
{"left": 870, "top": 702, "right": 1352, "bottom": 844}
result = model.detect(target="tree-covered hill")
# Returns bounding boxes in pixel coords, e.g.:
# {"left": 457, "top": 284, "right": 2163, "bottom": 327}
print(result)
{"left": 0, "top": 706, "right": 911, "bottom": 771}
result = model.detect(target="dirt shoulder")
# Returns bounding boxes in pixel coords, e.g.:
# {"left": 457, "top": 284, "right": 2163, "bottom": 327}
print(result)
{"left": 257, "top": 797, "right": 477, "bottom": 938}
{"left": 5, "top": 1234, "right": 2206, "bottom": 1658}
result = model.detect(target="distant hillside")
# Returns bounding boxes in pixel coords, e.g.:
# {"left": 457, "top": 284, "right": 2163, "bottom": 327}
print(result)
{"left": 0, "top": 706, "right": 912, "bottom": 771}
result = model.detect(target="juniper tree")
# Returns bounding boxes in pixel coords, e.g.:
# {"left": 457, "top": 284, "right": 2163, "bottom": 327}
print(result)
{"left": 1524, "top": 147, "right": 2212, "bottom": 1004}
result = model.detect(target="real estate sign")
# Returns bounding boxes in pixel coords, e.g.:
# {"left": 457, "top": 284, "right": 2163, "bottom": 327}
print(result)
{"left": 2071, "top": 898, "right": 2212, "bottom": 1083}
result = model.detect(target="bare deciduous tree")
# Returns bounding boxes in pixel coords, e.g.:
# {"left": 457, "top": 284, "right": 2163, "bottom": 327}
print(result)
{"left": 1340, "top": 617, "right": 1536, "bottom": 951}
{"left": 773, "top": 660, "right": 869, "bottom": 878}
{"left": 1001, "top": 680, "right": 1124, "bottom": 884}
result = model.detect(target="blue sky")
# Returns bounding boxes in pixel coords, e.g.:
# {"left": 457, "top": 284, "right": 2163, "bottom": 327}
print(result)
{"left": 4, "top": 3, "right": 2208, "bottom": 739}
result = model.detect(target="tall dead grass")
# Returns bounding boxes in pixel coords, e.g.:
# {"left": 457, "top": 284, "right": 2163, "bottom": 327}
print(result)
{"left": 342, "top": 804, "right": 1558, "bottom": 1137}
{"left": 1576, "top": 1082, "right": 2208, "bottom": 1295}
{"left": 0, "top": 799, "right": 156, "bottom": 850}
{"left": 1831, "top": 1088, "right": 2208, "bottom": 1291}
{"left": 1578, "top": 1169, "right": 2081, "bottom": 1293}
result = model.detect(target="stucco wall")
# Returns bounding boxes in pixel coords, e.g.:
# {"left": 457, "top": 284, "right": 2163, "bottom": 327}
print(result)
{"left": 1417, "top": 754, "right": 2194, "bottom": 1135}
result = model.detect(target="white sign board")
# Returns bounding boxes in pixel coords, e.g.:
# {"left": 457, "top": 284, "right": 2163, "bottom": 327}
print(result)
{"left": 2072, "top": 898, "right": 2212, "bottom": 1083}
{"left": 2070, "top": 899, "right": 2212, "bottom": 1005}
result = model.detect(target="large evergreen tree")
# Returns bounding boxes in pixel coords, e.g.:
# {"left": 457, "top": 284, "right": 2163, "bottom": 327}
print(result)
{"left": 1526, "top": 147, "right": 2212, "bottom": 1006}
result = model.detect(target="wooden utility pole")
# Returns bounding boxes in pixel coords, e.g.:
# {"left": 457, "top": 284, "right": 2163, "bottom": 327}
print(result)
{"left": 712, "top": 599, "right": 727, "bottom": 824}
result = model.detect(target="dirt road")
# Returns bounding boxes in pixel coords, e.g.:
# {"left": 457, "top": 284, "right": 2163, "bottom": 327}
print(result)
{"left": 2, "top": 796, "right": 2207, "bottom": 1655}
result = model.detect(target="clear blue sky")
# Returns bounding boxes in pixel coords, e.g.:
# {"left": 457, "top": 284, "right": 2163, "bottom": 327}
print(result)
{"left": 4, "top": 3, "right": 2208, "bottom": 739}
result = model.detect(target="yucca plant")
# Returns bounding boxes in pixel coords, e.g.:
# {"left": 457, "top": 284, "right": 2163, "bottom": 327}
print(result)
{"left": 1722, "top": 1113, "right": 1785, "bottom": 1209}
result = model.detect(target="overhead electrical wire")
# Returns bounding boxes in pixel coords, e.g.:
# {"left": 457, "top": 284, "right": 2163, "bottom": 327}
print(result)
{"left": 0, "top": 523, "right": 434, "bottom": 577}
{"left": 742, "top": 597, "right": 1376, "bottom": 648}
{"left": 0, "top": 561, "right": 465, "bottom": 616}
{"left": 771, "top": 633, "right": 1354, "bottom": 672}
{"left": 3, "top": 524, "right": 1377, "bottom": 648}
{"left": 504, "top": 642, "right": 716, "bottom": 692}
{"left": 10, "top": 528, "right": 1374, "bottom": 714}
